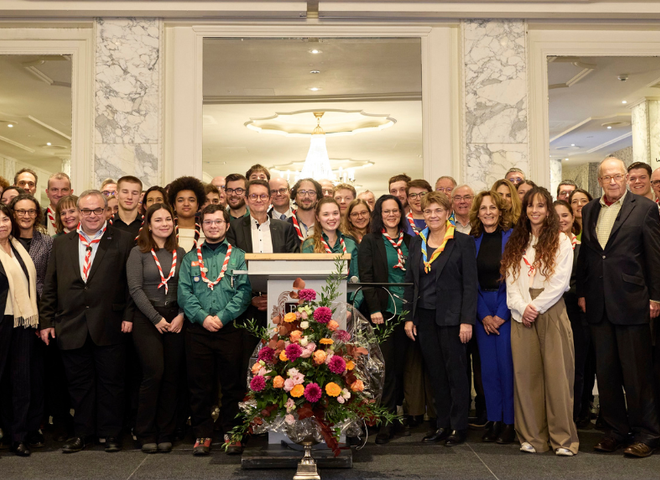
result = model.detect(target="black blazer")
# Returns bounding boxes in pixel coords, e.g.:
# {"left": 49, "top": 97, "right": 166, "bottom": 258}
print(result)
{"left": 39, "top": 225, "right": 135, "bottom": 350}
{"left": 403, "top": 231, "right": 477, "bottom": 327}
{"left": 577, "top": 193, "right": 660, "bottom": 325}
{"left": 227, "top": 215, "right": 299, "bottom": 254}
{"left": 358, "top": 231, "right": 412, "bottom": 316}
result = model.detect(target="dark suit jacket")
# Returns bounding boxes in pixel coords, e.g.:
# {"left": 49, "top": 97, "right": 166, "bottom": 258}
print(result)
{"left": 474, "top": 228, "right": 511, "bottom": 323}
{"left": 576, "top": 193, "right": 660, "bottom": 325}
{"left": 227, "top": 215, "right": 299, "bottom": 254}
{"left": 39, "top": 225, "right": 135, "bottom": 350}
{"left": 403, "top": 231, "right": 477, "bottom": 327}
{"left": 358, "top": 231, "right": 412, "bottom": 316}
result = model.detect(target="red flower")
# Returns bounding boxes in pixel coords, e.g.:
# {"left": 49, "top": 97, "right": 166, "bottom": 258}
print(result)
{"left": 304, "top": 383, "right": 322, "bottom": 402}
{"left": 285, "top": 343, "right": 303, "bottom": 362}
{"left": 328, "top": 355, "right": 346, "bottom": 375}
{"left": 250, "top": 375, "right": 266, "bottom": 392}
{"left": 299, "top": 289, "right": 317, "bottom": 302}
{"left": 313, "top": 307, "right": 332, "bottom": 324}
{"left": 257, "top": 346, "right": 275, "bottom": 364}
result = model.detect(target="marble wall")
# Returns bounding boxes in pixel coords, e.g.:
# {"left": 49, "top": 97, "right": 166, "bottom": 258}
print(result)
{"left": 462, "top": 20, "right": 529, "bottom": 192}
{"left": 631, "top": 99, "right": 660, "bottom": 172}
{"left": 563, "top": 162, "right": 601, "bottom": 199}
{"left": 93, "top": 18, "right": 162, "bottom": 188}
{"left": 549, "top": 158, "right": 562, "bottom": 199}
{"left": 608, "top": 145, "right": 633, "bottom": 167}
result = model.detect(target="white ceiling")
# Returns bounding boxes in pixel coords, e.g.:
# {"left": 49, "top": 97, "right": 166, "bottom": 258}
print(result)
{"left": 548, "top": 55, "right": 660, "bottom": 166}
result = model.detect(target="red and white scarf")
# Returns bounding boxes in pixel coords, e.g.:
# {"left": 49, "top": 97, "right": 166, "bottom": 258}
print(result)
{"left": 77, "top": 223, "right": 107, "bottom": 282}
{"left": 196, "top": 243, "right": 232, "bottom": 290}
{"left": 382, "top": 230, "right": 405, "bottom": 270}
{"left": 151, "top": 249, "right": 177, "bottom": 294}
{"left": 46, "top": 205, "right": 57, "bottom": 232}
{"left": 406, "top": 212, "right": 421, "bottom": 236}
{"left": 321, "top": 236, "right": 346, "bottom": 254}
{"left": 291, "top": 210, "right": 305, "bottom": 241}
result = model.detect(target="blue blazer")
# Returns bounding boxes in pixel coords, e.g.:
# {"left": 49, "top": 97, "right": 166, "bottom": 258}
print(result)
{"left": 474, "top": 228, "right": 512, "bottom": 323}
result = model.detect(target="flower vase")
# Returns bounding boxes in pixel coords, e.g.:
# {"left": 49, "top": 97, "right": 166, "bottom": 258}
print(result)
{"left": 287, "top": 418, "right": 323, "bottom": 480}
{"left": 292, "top": 439, "right": 321, "bottom": 480}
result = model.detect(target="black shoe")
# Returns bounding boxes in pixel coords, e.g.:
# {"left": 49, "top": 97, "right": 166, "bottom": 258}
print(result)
{"left": 62, "top": 437, "right": 86, "bottom": 453}
{"left": 445, "top": 429, "right": 467, "bottom": 447}
{"left": 141, "top": 443, "right": 158, "bottom": 454}
{"left": 422, "top": 427, "right": 451, "bottom": 443}
{"left": 12, "top": 442, "right": 31, "bottom": 457}
{"left": 407, "top": 415, "right": 424, "bottom": 428}
{"left": 394, "top": 418, "right": 411, "bottom": 437}
{"left": 482, "top": 421, "right": 502, "bottom": 442}
{"left": 27, "top": 431, "right": 45, "bottom": 448}
{"left": 496, "top": 424, "right": 516, "bottom": 444}
{"left": 576, "top": 415, "right": 592, "bottom": 429}
{"left": 157, "top": 442, "right": 173, "bottom": 453}
{"left": 375, "top": 425, "right": 392, "bottom": 445}
{"left": 468, "top": 412, "right": 488, "bottom": 428}
{"left": 105, "top": 437, "right": 121, "bottom": 453}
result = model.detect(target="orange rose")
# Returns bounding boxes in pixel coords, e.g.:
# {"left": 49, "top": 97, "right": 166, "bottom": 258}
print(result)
{"left": 291, "top": 384, "right": 305, "bottom": 398}
{"left": 273, "top": 375, "right": 284, "bottom": 388}
{"left": 327, "top": 320, "right": 339, "bottom": 331}
{"left": 289, "top": 330, "right": 303, "bottom": 343}
{"left": 346, "top": 360, "right": 355, "bottom": 371}
{"left": 319, "top": 338, "right": 334, "bottom": 345}
{"left": 350, "top": 379, "right": 364, "bottom": 392}
{"left": 313, "top": 350, "right": 327, "bottom": 365}
{"left": 279, "top": 350, "right": 288, "bottom": 362}
{"left": 325, "top": 382, "right": 342, "bottom": 397}
{"left": 284, "top": 312, "right": 297, "bottom": 323}
{"left": 251, "top": 363, "right": 262, "bottom": 375}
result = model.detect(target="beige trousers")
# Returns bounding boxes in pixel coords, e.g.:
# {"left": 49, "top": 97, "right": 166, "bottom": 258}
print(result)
{"left": 511, "top": 288, "right": 579, "bottom": 454}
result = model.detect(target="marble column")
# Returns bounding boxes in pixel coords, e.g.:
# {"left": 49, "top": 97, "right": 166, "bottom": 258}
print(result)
{"left": 462, "top": 20, "right": 529, "bottom": 192}
{"left": 549, "top": 158, "right": 562, "bottom": 199}
{"left": 631, "top": 98, "right": 660, "bottom": 172}
{"left": 1, "top": 155, "right": 16, "bottom": 182}
{"left": 93, "top": 18, "right": 162, "bottom": 188}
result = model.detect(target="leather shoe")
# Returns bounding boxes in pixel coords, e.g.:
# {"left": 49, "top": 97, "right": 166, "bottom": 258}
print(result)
{"left": 496, "top": 424, "right": 516, "bottom": 444}
{"left": 624, "top": 442, "right": 655, "bottom": 458}
{"left": 12, "top": 442, "right": 31, "bottom": 457}
{"left": 445, "top": 429, "right": 467, "bottom": 447}
{"left": 594, "top": 436, "right": 624, "bottom": 453}
{"left": 482, "top": 421, "right": 502, "bottom": 442}
{"left": 105, "top": 437, "right": 121, "bottom": 453}
{"left": 375, "top": 425, "right": 392, "bottom": 445}
{"left": 141, "top": 443, "right": 158, "bottom": 454}
{"left": 62, "top": 437, "right": 86, "bottom": 453}
{"left": 422, "top": 427, "right": 451, "bottom": 443}
{"left": 27, "top": 431, "right": 45, "bottom": 448}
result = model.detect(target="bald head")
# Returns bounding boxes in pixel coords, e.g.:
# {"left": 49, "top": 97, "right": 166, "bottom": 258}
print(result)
{"left": 598, "top": 157, "right": 628, "bottom": 202}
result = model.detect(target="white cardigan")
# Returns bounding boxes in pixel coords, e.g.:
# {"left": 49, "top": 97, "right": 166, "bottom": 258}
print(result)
{"left": 505, "top": 232, "right": 572, "bottom": 323}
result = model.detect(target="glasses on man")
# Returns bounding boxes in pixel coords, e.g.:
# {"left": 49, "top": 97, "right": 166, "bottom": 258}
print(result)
{"left": 15, "top": 209, "right": 37, "bottom": 217}
{"left": 297, "top": 190, "right": 317, "bottom": 198}
{"left": 248, "top": 193, "right": 269, "bottom": 202}
{"left": 408, "top": 192, "right": 428, "bottom": 200}
{"left": 652, "top": 180, "right": 660, "bottom": 186}
{"left": 101, "top": 190, "right": 115, "bottom": 197}
{"left": 600, "top": 174, "right": 625, "bottom": 183}
{"left": 80, "top": 208, "right": 105, "bottom": 217}
{"left": 435, "top": 187, "right": 452, "bottom": 194}
{"left": 203, "top": 219, "right": 226, "bottom": 226}
{"left": 225, "top": 187, "right": 245, "bottom": 195}
{"left": 453, "top": 195, "right": 473, "bottom": 202}
{"left": 270, "top": 188, "right": 289, "bottom": 196}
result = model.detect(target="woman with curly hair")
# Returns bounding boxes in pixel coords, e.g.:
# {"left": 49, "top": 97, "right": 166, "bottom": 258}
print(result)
{"left": 167, "top": 176, "right": 206, "bottom": 252}
{"left": 341, "top": 198, "right": 371, "bottom": 244}
{"left": 491, "top": 179, "right": 521, "bottom": 223}
{"left": 501, "top": 186, "right": 578, "bottom": 456}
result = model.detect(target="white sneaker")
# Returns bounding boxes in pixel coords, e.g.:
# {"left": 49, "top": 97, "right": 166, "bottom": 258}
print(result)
{"left": 520, "top": 442, "right": 536, "bottom": 453}
{"left": 556, "top": 447, "right": 574, "bottom": 456}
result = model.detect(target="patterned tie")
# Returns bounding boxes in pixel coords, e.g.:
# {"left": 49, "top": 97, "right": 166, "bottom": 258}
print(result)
{"left": 77, "top": 224, "right": 106, "bottom": 282}
{"left": 280, "top": 214, "right": 287, "bottom": 220}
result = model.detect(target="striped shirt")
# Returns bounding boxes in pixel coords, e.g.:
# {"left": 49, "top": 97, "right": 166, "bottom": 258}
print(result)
{"left": 596, "top": 191, "right": 626, "bottom": 249}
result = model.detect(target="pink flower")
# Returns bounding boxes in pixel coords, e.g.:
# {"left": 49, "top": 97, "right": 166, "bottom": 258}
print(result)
{"left": 299, "top": 289, "right": 317, "bottom": 302}
{"left": 284, "top": 378, "right": 295, "bottom": 392}
{"left": 285, "top": 398, "right": 296, "bottom": 413}
{"left": 324, "top": 353, "right": 334, "bottom": 364}
{"left": 301, "top": 311, "right": 309, "bottom": 320}
{"left": 291, "top": 373, "right": 305, "bottom": 385}
{"left": 314, "top": 307, "right": 332, "bottom": 324}
{"left": 334, "top": 329, "right": 351, "bottom": 342}
{"left": 285, "top": 343, "right": 303, "bottom": 362}
{"left": 328, "top": 355, "right": 346, "bottom": 375}
{"left": 300, "top": 348, "right": 312, "bottom": 359}
{"left": 285, "top": 414, "right": 296, "bottom": 425}
{"left": 304, "top": 383, "right": 322, "bottom": 403}
{"left": 258, "top": 347, "right": 276, "bottom": 364}
{"left": 250, "top": 375, "right": 266, "bottom": 392}
{"left": 336, "top": 395, "right": 345, "bottom": 404}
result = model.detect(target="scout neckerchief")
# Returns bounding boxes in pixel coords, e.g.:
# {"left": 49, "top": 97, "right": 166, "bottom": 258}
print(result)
{"left": 47, "top": 205, "right": 57, "bottom": 232}
{"left": 406, "top": 211, "right": 421, "bottom": 236}
{"left": 419, "top": 222, "right": 454, "bottom": 274}
{"left": 382, "top": 229, "right": 405, "bottom": 270}
{"left": 175, "top": 217, "right": 201, "bottom": 249}
{"left": 321, "top": 234, "right": 346, "bottom": 254}
{"left": 196, "top": 242, "right": 232, "bottom": 290}
{"left": 77, "top": 223, "right": 107, "bottom": 282}
{"left": 291, "top": 209, "right": 305, "bottom": 241}
{"left": 151, "top": 248, "right": 177, "bottom": 294}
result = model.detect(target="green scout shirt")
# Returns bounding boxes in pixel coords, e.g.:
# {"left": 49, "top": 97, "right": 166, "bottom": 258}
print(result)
{"left": 301, "top": 231, "right": 359, "bottom": 280}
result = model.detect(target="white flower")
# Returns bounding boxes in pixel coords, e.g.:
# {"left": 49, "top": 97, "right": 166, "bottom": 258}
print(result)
{"left": 300, "top": 337, "right": 309, "bottom": 347}
{"left": 341, "top": 388, "right": 351, "bottom": 400}
{"left": 300, "top": 321, "right": 309, "bottom": 330}
{"left": 287, "top": 368, "right": 299, "bottom": 378}
{"left": 285, "top": 414, "right": 296, "bottom": 425}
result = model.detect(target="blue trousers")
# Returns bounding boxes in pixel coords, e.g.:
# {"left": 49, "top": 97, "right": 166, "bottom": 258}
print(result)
{"left": 475, "top": 291, "right": 514, "bottom": 424}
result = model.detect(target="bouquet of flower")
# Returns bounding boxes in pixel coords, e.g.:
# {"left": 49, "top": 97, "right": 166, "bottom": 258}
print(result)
{"left": 226, "top": 262, "right": 394, "bottom": 456}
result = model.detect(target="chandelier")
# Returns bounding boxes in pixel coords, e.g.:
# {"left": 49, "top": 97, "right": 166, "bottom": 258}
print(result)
{"left": 300, "top": 112, "right": 335, "bottom": 181}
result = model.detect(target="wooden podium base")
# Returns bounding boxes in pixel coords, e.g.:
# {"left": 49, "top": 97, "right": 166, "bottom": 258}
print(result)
{"left": 241, "top": 442, "right": 353, "bottom": 470}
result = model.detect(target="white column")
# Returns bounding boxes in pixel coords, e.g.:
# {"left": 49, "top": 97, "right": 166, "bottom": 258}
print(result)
{"left": 631, "top": 98, "right": 660, "bottom": 172}
{"left": 550, "top": 158, "right": 562, "bottom": 199}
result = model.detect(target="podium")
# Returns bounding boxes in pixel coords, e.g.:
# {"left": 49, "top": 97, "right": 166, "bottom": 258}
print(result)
{"left": 237, "top": 253, "right": 353, "bottom": 470}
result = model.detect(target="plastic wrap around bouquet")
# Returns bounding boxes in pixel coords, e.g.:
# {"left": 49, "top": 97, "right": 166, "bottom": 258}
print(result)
{"left": 226, "top": 264, "right": 390, "bottom": 456}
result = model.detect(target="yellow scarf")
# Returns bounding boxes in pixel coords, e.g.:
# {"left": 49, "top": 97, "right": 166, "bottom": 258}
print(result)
{"left": 419, "top": 221, "right": 455, "bottom": 274}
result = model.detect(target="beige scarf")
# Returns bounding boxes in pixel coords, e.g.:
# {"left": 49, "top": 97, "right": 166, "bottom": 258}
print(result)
{"left": 0, "top": 237, "right": 38, "bottom": 328}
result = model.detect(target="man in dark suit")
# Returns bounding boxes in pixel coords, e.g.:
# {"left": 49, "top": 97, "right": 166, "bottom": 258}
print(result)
{"left": 226, "top": 179, "right": 298, "bottom": 377}
{"left": 577, "top": 157, "right": 660, "bottom": 458}
{"left": 40, "top": 189, "right": 134, "bottom": 454}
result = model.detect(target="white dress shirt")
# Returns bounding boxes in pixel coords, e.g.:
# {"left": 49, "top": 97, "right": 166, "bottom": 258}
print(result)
{"left": 251, "top": 216, "right": 274, "bottom": 254}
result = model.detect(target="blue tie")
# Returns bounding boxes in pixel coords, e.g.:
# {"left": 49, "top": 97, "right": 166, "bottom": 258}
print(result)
{"left": 280, "top": 214, "right": 286, "bottom": 220}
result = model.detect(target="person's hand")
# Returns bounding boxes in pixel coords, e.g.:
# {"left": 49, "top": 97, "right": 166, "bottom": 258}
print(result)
{"left": 651, "top": 301, "right": 660, "bottom": 319}
{"left": 169, "top": 313, "right": 185, "bottom": 333}
{"left": 522, "top": 304, "right": 538, "bottom": 323}
{"left": 251, "top": 294, "right": 268, "bottom": 312}
{"left": 203, "top": 315, "right": 223, "bottom": 332}
{"left": 404, "top": 321, "right": 417, "bottom": 341}
{"left": 459, "top": 324, "right": 472, "bottom": 344}
{"left": 578, "top": 297, "right": 586, "bottom": 313}
{"left": 522, "top": 318, "right": 533, "bottom": 328}
{"left": 213, "top": 315, "right": 224, "bottom": 328}
{"left": 40, "top": 328, "right": 55, "bottom": 345}
{"left": 121, "top": 321, "right": 133, "bottom": 333}
{"left": 493, "top": 315, "right": 506, "bottom": 328}
{"left": 155, "top": 318, "right": 170, "bottom": 334}
{"left": 371, "top": 312, "right": 384, "bottom": 325}
{"left": 482, "top": 316, "right": 500, "bottom": 336}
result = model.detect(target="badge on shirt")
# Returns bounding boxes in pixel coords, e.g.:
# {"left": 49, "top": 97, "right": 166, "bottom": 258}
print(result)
{"left": 193, "top": 276, "right": 200, "bottom": 283}
{"left": 191, "top": 261, "right": 199, "bottom": 267}
{"left": 201, "top": 267, "right": 208, "bottom": 273}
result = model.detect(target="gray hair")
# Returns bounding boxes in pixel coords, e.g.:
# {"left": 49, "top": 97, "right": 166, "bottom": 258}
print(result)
{"left": 77, "top": 189, "right": 107, "bottom": 209}
{"left": 598, "top": 157, "right": 626, "bottom": 178}
{"left": 451, "top": 184, "right": 474, "bottom": 197}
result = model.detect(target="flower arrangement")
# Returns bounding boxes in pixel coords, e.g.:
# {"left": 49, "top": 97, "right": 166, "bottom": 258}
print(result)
{"left": 227, "top": 261, "right": 394, "bottom": 456}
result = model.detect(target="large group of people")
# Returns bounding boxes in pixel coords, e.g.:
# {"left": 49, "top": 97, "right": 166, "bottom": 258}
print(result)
{"left": 0, "top": 157, "right": 659, "bottom": 461}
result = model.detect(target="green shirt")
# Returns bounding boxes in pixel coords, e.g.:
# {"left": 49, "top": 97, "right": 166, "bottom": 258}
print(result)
{"left": 178, "top": 239, "right": 252, "bottom": 326}
{"left": 301, "top": 232, "right": 359, "bottom": 280}
{"left": 383, "top": 235, "right": 408, "bottom": 314}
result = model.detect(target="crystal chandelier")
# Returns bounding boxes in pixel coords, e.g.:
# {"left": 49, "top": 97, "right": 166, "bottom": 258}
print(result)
{"left": 300, "top": 112, "right": 335, "bottom": 180}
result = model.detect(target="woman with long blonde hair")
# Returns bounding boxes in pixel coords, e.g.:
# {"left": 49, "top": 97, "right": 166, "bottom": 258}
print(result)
{"left": 491, "top": 179, "right": 521, "bottom": 223}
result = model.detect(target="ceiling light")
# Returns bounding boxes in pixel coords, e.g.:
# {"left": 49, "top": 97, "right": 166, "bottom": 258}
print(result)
{"left": 607, "top": 126, "right": 612, "bottom": 129}
{"left": 301, "top": 112, "right": 334, "bottom": 181}
{"left": 310, "top": 70, "right": 320, "bottom": 74}
{"left": 622, "top": 100, "right": 628, "bottom": 104}
{"left": 308, "top": 87, "right": 321, "bottom": 92}
{"left": 565, "top": 158, "right": 569, "bottom": 161}
{"left": 309, "top": 49, "right": 322, "bottom": 54}
{"left": 571, "top": 144, "right": 575, "bottom": 147}
{"left": 46, "top": 142, "right": 52, "bottom": 146}
{"left": 7, "top": 124, "right": 13, "bottom": 128}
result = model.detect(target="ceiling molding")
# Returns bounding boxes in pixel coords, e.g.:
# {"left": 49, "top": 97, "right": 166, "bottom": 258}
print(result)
{"left": 204, "top": 92, "right": 422, "bottom": 105}
{"left": 0, "top": 135, "right": 35, "bottom": 153}
{"left": 550, "top": 113, "right": 632, "bottom": 143}
{"left": 27, "top": 115, "right": 72, "bottom": 141}
{"left": 586, "top": 131, "right": 632, "bottom": 153}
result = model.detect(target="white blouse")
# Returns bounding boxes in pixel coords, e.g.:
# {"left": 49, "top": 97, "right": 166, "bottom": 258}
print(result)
{"left": 505, "top": 232, "right": 572, "bottom": 323}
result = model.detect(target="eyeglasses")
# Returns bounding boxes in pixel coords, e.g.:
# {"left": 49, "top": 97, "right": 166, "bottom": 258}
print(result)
{"left": 270, "top": 188, "right": 289, "bottom": 196}
{"left": 15, "top": 209, "right": 37, "bottom": 217}
{"left": 101, "top": 190, "right": 115, "bottom": 197}
{"left": 652, "top": 180, "right": 660, "bottom": 186}
{"left": 215, "top": 185, "right": 226, "bottom": 191}
{"left": 507, "top": 177, "right": 523, "bottom": 185}
{"left": 248, "top": 193, "right": 269, "bottom": 201}
{"left": 203, "top": 219, "right": 225, "bottom": 226}
{"left": 408, "top": 192, "right": 428, "bottom": 200}
{"left": 322, "top": 189, "right": 334, "bottom": 195}
{"left": 225, "top": 187, "right": 245, "bottom": 195}
{"left": 80, "top": 208, "right": 105, "bottom": 217}
{"left": 600, "top": 174, "right": 625, "bottom": 183}
{"left": 435, "top": 187, "right": 452, "bottom": 193}
{"left": 423, "top": 207, "right": 446, "bottom": 216}
{"left": 453, "top": 195, "right": 473, "bottom": 202}
{"left": 297, "top": 190, "right": 318, "bottom": 198}
{"left": 382, "top": 209, "right": 400, "bottom": 216}
{"left": 350, "top": 211, "right": 370, "bottom": 218}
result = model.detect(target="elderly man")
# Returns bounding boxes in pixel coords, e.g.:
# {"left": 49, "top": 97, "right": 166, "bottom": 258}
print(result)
{"left": 451, "top": 185, "right": 474, "bottom": 234}
{"left": 557, "top": 180, "right": 577, "bottom": 202}
{"left": 628, "top": 162, "right": 654, "bottom": 201}
{"left": 504, "top": 168, "right": 525, "bottom": 187}
{"left": 358, "top": 190, "right": 376, "bottom": 211}
{"left": 269, "top": 177, "right": 293, "bottom": 220}
{"left": 318, "top": 179, "right": 335, "bottom": 198}
{"left": 210, "top": 176, "right": 227, "bottom": 209}
{"left": 577, "top": 157, "right": 660, "bottom": 458}
{"left": 435, "top": 176, "right": 457, "bottom": 197}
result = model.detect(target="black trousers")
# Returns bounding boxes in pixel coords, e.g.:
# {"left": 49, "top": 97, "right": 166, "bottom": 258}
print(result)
{"left": 43, "top": 338, "right": 73, "bottom": 432}
{"left": 0, "top": 316, "right": 43, "bottom": 443}
{"left": 132, "top": 306, "right": 186, "bottom": 444}
{"left": 186, "top": 322, "right": 244, "bottom": 438}
{"left": 590, "top": 315, "right": 660, "bottom": 444}
{"left": 377, "top": 315, "right": 406, "bottom": 414}
{"left": 61, "top": 335, "right": 126, "bottom": 438}
{"left": 416, "top": 308, "right": 469, "bottom": 431}
{"left": 566, "top": 304, "right": 591, "bottom": 421}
